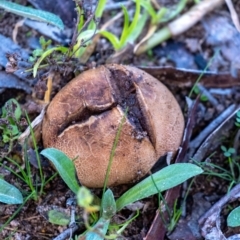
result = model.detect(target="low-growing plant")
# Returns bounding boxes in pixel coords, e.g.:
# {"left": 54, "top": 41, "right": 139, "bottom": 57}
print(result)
{"left": 0, "top": 110, "right": 57, "bottom": 203}
{"left": 0, "top": 98, "right": 22, "bottom": 145}
{"left": 28, "top": 0, "right": 105, "bottom": 77}
{"left": 0, "top": 98, "right": 25, "bottom": 157}
{"left": 41, "top": 147, "right": 203, "bottom": 238}
{"left": 100, "top": 0, "right": 147, "bottom": 51}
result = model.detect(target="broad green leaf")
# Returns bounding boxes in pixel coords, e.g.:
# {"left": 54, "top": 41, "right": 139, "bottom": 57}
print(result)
{"left": 85, "top": 217, "right": 110, "bottom": 240}
{"left": 0, "top": 178, "right": 23, "bottom": 204}
{"left": 116, "top": 163, "right": 203, "bottom": 211}
{"left": 48, "top": 209, "right": 70, "bottom": 226}
{"left": 227, "top": 206, "right": 240, "bottom": 227}
{"left": 0, "top": 0, "right": 64, "bottom": 30}
{"left": 101, "top": 189, "right": 116, "bottom": 220}
{"left": 41, "top": 148, "right": 80, "bottom": 194}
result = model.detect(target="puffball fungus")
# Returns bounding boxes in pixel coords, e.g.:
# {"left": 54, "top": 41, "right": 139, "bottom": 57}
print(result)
{"left": 42, "top": 64, "right": 184, "bottom": 188}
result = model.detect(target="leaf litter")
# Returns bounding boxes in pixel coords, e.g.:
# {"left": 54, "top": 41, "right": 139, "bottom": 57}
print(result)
{"left": 1, "top": 0, "right": 240, "bottom": 239}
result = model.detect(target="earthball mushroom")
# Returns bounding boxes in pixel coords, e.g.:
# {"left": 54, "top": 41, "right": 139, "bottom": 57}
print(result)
{"left": 42, "top": 64, "right": 184, "bottom": 188}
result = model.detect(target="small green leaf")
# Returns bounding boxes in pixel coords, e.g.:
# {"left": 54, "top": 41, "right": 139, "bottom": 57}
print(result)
{"left": 41, "top": 148, "right": 80, "bottom": 194}
{"left": 48, "top": 209, "right": 70, "bottom": 226}
{"left": 39, "top": 36, "right": 46, "bottom": 46}
{"left": 235, "top": 118, "right": 240, "bottom": 123}
{"left": 3, "top": 134, "right": 10, "bottom": 143}
{"left": 11, "top": 99, "right": 21, "bottom": 120}
{"left": 77, "top": 186, "right": 94, "bottom": 208}
{"left": 0, "top": 178, "right": 23, "bottom": 204}
{"left": 32, "top": 49, "right": 43, "bottom": 58}
{"left": 200, "top": 95, "right": 208, "bottom": 102}
{"left": 221, "top": 145, "right": 227, "bottom": 152}
{"left": 2, "top": 98, "right": 21, "bottom": 120}
{"left": 227, "top": 206, "right": 240, "bottom": 227}
{"left": 116, "top": 163, "right": 203, "bottom": 211}
{"left": 224, "top": 152, "right": 231, "bottom": 157}
{"left": 228, "top": 148, "right": 236, "bottom": 154}
{"left": 0, "top": 0, "right": 64, "bottom": 30}
{"left": 101, "top": 189, "right": 116, "bottom": 220}
{"left": 237, "top": 111, "right": 240, "bottom": 118}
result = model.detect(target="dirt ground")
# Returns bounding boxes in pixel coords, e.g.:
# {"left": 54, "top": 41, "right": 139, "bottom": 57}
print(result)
{"left": 0, "top": 0, "right": 240, "bottom": 239}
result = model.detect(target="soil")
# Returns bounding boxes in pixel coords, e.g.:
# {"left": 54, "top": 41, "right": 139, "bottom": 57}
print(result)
{"left": 0, "top": 0, "right": 240, "bottom": 240}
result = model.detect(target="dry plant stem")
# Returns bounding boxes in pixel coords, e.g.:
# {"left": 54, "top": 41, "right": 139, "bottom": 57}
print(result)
{"left": 52, "top": 225, "right": 79, "bottom": 240}
{"left": 135, "top": 0, "right": 225, "bottom": 54}
{"left": 193, "top": 104, "right": 240, "bottom": 162}
{"left": 199, "top": 183, "right": 240, "bottom": 237}
{"left": 190, "top": 104, "right": 237, "bottom": 150}
{"left": 18, "top": 106, "right": 47, "bottom": 146}
{"left": 44, "top": 73, "right": 53, "bottom": 103}
{"left": 12, "top": 19, "right": 24, "bottom": 44}
{"left": 225, "top": 0, "right": 240, "bottom": 32}
{"left": 139, "top": 66, "right": 240, "bottom": 88}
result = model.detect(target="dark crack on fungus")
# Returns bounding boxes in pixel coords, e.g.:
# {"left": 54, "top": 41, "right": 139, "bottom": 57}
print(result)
{"left": 57, "top": 104, "right": 116, "bottom": 136}
{"left": 107, "top": 66, "right": 153, "bottom": 143}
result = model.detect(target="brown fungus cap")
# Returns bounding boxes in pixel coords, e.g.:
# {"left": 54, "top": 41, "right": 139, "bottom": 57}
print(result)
{"left": 42, "top": 64, "right": 184, "bottom": 188}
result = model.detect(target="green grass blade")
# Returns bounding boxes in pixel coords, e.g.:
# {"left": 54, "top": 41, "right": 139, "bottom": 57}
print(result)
{"left": 160, "top": 0, "right": 188, "bottom": 23}
{"left": 0, "top": 178, "right": 23, "bottom": 204}
{"left": 127, "top": 11, "right": 148, "bottom": 44}
{"left": 0, "top": 0, "right": 64, "bottom": 29}
{"left": 138, "top": 0, "right": 157, "bottom": 21}
{"left": 124, "top": 0, "right": 141, "bottom": 40}
{"left": 119, "top": 6, "right": 130, "bottom": 44}
{"left": 100, "top": 31, "right": 120, "bottom": 50}
{"left": 40, "top": 148, "right": 80, "bottom": 194}
{"left": 33, "top": 46, "right": 68, "bottom": 77}
{"left": 116, "top": 163, "right": 203, "bottom": 211}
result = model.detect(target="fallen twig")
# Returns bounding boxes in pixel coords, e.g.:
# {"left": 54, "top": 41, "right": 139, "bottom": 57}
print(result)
{"left": 199, "top": 183, "right": 240, "bottom": 239}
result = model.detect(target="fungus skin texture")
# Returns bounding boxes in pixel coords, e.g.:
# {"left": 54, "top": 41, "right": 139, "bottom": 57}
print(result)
{"left": 42, "top": 64, "right": 184, "bottom": 188}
